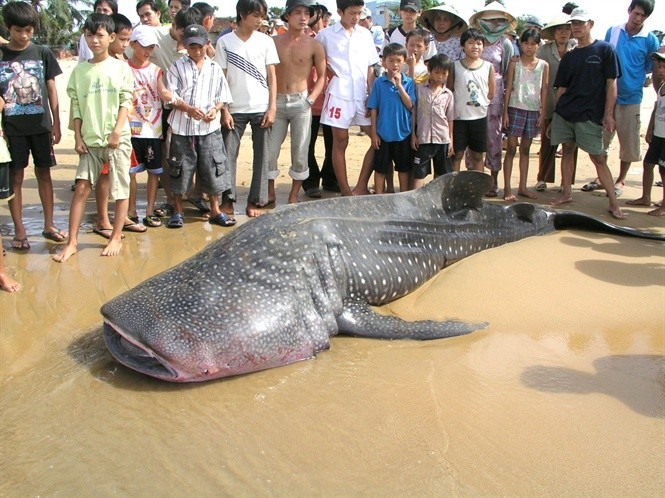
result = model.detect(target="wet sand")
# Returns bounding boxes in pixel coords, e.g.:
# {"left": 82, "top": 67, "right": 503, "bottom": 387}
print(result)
{"left": 1, "top": 59, "right": 664, "bottom": 496}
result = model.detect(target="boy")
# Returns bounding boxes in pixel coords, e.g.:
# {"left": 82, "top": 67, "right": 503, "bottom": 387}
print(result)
{"left": 449, "top": 28, "right": 495, "bottom": 172}
{"left": 54, "top": 14, "right": 134, "bottom": 262}
{"left": 367, "top": 43, "right": 416, "bottom": 194}
{"left": 165, "top": 24, "right": 235, "bottom": 228}
{"left": 215, "top": 0, "right": 279, "bottom": 217}
{"left": 269, "top": 0, "right": 326, "bottom": 204}
{"left": 0, "top": 96, "right": 20, "bottom": 292}
{"left": 78, "top": 0, "right": 118, "bottom": 63}
{"left": 627, "top": 50, "right": 665, "bottom": 216}
{"left": 411, "top": 54, "right": 455, "bottom": 189}
{"left": 127, "top": 25, "right": 167, "bottom": 228}
{"left": 404, "top": 28, "right": 430, "bottom": 85}
{"left": 386, "top": 0, "right": 436, "bottom": 60}
{"left": 316, "top": 0, "right": 379, "bottom": 197}
{"left": 0, "top": 1, "right": 63, "bottom": 250}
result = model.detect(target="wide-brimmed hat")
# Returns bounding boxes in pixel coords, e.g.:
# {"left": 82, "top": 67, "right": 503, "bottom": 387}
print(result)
{"left": 421, "top": 4, "right": 468, "bottom": 37}
{"left": 540, "top": 14, "right": 571, "bottom": 40}
{"left": 469, "top": 1, "right": 517, "bottom": 32}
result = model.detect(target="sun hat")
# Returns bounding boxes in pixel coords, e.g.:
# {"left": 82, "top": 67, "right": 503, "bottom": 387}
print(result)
{"left": 182, "top": 24, "right": 208, "bottom": 46}
{"left": 281, "top": 0, "right": 314, "bottom": 22}
{"left": 420, "top": 4, "right": 468, "bottom": 37}
{"left": 568, "top": 7, "right": 592, "bottom": 22}
{"left": 540, "top": 14, "right": 571, "bottom": 40}
{"left": 129, "top": 24, "right": 159, "bottom": 47}
{"left": 469, "top": 1, "right": 517, "bottom": 32}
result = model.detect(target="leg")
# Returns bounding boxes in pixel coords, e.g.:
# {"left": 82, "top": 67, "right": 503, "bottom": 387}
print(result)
{"left": 8, "top": 167, "right": 28, "bottom": 248}
{"left": 626, "top": 162, "right": 655, "bottom": 206}
{"left": 374, "top": 171, "right": 386, "bottom": 194}
{"left": 128, "top": 172, "right": 138, "bottom": 219}
{"left": 53, "top": 180, "right": 92, "bottom": 262}
{"left": 352, "top": 138, "right": 375, "bottom": 195}
{"left": 35, "top": 167, "right": 64, "bottom": 238}
{"left": 468, "top": 150, "right": 484, "bottom": 172}
{"left": 102, "top": 198, "right": 128, "bottom": 257}
{"left": 320, "top": 124, "right": 338, "bottom": 190}
{"left": 95, "top": 173, "right": 112, "bottom": 230}
{"left": 146, "top": 171, "right": 159, "bottom": 216}
{"left": 331, "top": 126, "right": 352, "bottom": 196}
{"left": 537, "top": 119, "right": 556, "bottom": 184}
{"left": 647, "top": 168, "right": 665, "bottom": 216}
{"left": 303, "top": 114, "right": 322, "bottom": 194}
{"left": 502, "top": 137, "right": 517, "bottom": 201}
{"left": 551, "top": 142, "right": 576, "bottom": 205}
{"left": 517, "top": 138, "right": 536, "bottom": 198}
{"left": 397, "top": 171, "right": 410, "bottom": 193}
{"left": 589, "top": 152, "right": 624, "bottom": 219}
{"left": 247, "top": 115, "right": 271, "bottom": 216}
{"left": 0, "top": 239, "right": 21, "bottom": 292}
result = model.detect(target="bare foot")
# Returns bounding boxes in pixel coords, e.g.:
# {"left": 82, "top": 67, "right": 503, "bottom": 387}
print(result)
{"left": 550, "top": 195, "right": 573, "bottom": 206}
{"left": 608, "top": 206, "right": 626, "bottom": 220}
{"left": 246, "top": 203, "right": 266, "bottom": 218}
{"left": 101, "top": 239, "right": 123, "bottom": 257}
{"left": 503, "top": 193, "right": 517, "bottom": 202}
{"left": 351, "top": 187, "right": 371, "bottom": 195}
{"left": 0, "top": 273, "right": 21, "bottom": 292}
{"left": 518, "top": 189, "right": 537, "bottom": 199}
{"left": 647, "top": 206, "right": 665, "bottom": 216}
{"left": 287, "top": 196, "right": 298, "bottom": 204}
{"left": 626, "top": 197, "right": 652, "bottom": 206}
{"left": 53, "top": 243, "right": 78, "bottom": 263}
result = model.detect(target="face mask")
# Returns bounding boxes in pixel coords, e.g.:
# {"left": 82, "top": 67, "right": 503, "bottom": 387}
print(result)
{"left": 478, "top": 18, "right": 509, "bottom": 44}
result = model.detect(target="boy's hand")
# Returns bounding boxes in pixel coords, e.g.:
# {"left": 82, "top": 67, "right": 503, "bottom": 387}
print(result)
{"left": 407, "top": 53, "right": 416, "bottom": 69}
{"left": 187, "top": 106, "right": 206, "bottom": 121}
{"left": 391, "top": 73, "right": 402, "bottom": 88}
{"left": 411, "top": 135, "right": 418, "bottom": 151}
{"left": 371, "top": 133, "right": 380, "bottom": 150}
{"left": 261, "top": 107, "right": 275, "bottom": 128}
{"left": 74, "top": 137, "right": 88, "bottom": 155}
{"left": 646, "top": 128, "right": 652, "bottom": 143}
{"left": 203, "top": 108, "right": 217, "bottom": 122}
{"left": 52, "top": 126, "right": 62, "bottom": 145}
{"left": 448, "top": 145, "right": 455, "bottom": 157}
{"left": 107, "top": 130, "right": 121, "bottom": 149}
{"left": 221, "top": 109, "right": 234, "bottom": 130}
{"left": 602, "top": 114, "right": 615, "bottom": 133}
{"left": 502, "top": 111, "right": 509, "bottom": 128}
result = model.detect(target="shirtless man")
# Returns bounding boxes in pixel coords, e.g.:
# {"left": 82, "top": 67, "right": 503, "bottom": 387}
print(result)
{"left": 4, "top": 61, "right": 40, "bottom": 106}
{"left": 268, "top": 0, "right": 326, "bottom": 204}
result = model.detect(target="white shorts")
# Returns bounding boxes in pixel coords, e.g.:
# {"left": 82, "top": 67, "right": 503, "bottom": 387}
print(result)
{"left": 320, "top": 93, "right": 370, "bottom": 129}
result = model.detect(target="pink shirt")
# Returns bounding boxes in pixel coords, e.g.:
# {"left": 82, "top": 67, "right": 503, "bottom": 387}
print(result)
{"left": 414, "top": 83, "right": 455, "bottom": 144}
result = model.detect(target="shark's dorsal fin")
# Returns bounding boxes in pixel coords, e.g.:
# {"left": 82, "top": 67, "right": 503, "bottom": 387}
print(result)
{"left": 438, "top": 171, "right": 493, "bottom": 213}
{"left": 507, "top": 203, "right": 536, "bottom": 222}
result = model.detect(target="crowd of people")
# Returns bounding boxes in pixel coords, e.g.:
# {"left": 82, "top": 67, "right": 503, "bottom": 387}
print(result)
{"left": 0, "top": 0, "right": 663, "bottom": 291}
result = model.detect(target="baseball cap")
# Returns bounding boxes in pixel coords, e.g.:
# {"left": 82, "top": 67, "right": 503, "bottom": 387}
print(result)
{"left": 400, "top": 0, "right": 422, "bottom": 12}
{"left": 182, "top": 24, "right": 208, "bottom": 46}
{"left": 651, "top": 51, "right": 665, "bottom": 62}
{"left": 569, "top": 7, "right": 592, "bottom": 22}
{"left": 360, "top": 7, "right": 371, "bottom": 19}
{"left": 129, "top": 25, "right": 159, "bottom": 47}
{"left": 281, "top": 0, "right": 314, "bottom": 22}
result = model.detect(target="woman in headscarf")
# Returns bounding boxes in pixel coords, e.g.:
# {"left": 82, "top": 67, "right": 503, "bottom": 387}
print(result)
{"left": 469, "top": 0, "right": 515, "bottom": 196}
{"left": 535, "top": 15, "right": 578, "bottom": 191}
{"left": 420, "top": 3, "right": 468, "bottom": 61}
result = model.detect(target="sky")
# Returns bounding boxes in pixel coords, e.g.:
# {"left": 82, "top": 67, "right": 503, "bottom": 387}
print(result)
{"left": 116, "top": 0, "right": 663, "bottom": 38}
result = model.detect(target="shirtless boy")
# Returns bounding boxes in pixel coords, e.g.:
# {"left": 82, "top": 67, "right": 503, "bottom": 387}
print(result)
{"left": 269, "top": 0, "right": 326, "bottom": 204}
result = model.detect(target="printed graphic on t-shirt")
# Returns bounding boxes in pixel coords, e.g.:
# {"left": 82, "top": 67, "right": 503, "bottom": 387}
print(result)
{"left": 0, "top": 59, "right": 45, "bottom": 116}
{"left": 466, "top": 81, "right": 480, "bottom": 107}
{"left": 224, "top": 48, "right": 268, "bottom": 89}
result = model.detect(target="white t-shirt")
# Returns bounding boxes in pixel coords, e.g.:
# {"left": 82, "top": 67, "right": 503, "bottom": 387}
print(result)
{"left": 386, "top": 25, "right": 437, "bottom": 61}
{"left": 316, "top": 22, "right": 379, "bottom": 102}
{"left": 128, "top": 60, "right": 164, "bottom": 139}
{"left": 214, "top": 31, "right": 279, "bottom": 114}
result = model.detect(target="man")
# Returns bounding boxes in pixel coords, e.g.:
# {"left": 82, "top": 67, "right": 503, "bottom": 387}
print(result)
{"left": 358, "top": 7, "right": 384, "bottom": 55}
{"left": 581, "top": 0, "right": 659, "bottom": 196}
{"left": 549, "top": 7, "right": 624, "bottom": 219}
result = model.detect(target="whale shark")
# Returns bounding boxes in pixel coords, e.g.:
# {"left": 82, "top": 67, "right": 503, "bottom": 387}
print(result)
{"left": 101, "top": 171, "right": 664, "bottom": 382}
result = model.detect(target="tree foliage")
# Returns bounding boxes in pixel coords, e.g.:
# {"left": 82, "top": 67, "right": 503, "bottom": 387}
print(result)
{"left": 268, "top": 6, "right": 284, "bottom": 21}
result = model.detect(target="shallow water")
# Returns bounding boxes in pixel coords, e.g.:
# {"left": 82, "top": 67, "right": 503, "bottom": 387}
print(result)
{"left": 1, "top": 215, "right": 663, "bottom": 497}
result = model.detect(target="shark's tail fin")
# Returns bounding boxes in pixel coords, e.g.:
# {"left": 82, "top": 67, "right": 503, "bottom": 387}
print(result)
{"left": 553, "top": 212, "right": 665, "bottom": 241}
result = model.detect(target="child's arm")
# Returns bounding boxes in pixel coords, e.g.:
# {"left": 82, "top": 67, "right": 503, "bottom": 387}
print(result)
{"left": 261, "top": 63, "right": 277, "bottom": 128}
{"left": 645, "top": 105, "right": 655, "bottom": 143}
{"left": 392, "top": 74, "right": 413, "bottom": 110}
{"left": 411, "top": 103, "right": 418, "bottom": 151}
{"left": 538, "top": 61, "right": 549, "bottom": 128}
{"left": 108, "top": 107, "right": 129, "bottom": 149}
{"left": 365, "top": 65, "right": 375, "bottom": 117}
{"left": 448, "top": 120, "right": 454, "bottom": 157}
{"left": 502, "top": 60, "right": 516, "bottom": 127}
{"left": 487, "top": 63, "right": 496, "bottom": 102}
{"left": 72, "top": 118, "right": 87, "bottom": 154}
{"left": 308, "top": 41, "right": 327, "bottom": 103}
{"left": 370, "top": 108, "right": 380, "bottom": 150}
{"left": 46, "top": 78, "right": 61, "bottom": 145}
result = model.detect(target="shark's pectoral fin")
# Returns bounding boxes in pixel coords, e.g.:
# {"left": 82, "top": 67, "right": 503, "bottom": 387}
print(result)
{"left": 335, "top": 300, "right": 487, "bottom": 340}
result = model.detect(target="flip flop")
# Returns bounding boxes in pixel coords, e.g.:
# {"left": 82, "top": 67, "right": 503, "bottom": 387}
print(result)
{"left": 167, "top": 213, "right": 184, "bottom": 229}
{"left": 305, "top": 188, "right": 322, "bottom": 198}
{"left": 188, "top": 199, "right": 211, "bottom": 213}
{"left": 42, "top": 229, "right": 67, "bottom": 243}
{"left": 122, "top": 222, "right": 147, "bottom": 233}
{"left": 11, "top": 237, "right": 30, "bottom": 250}
{"left": 154, "top": 203, "right": 174, "bottom": 217}
{"left": 581, "top": 180, "right": 601, "bottom": 192}
{"left": 209, "top": 212, "right": 236, "bottom": 227}
{"left": 92, "top": 228, "right": 125, "bottom": 240}
{"left": 143, "top": 215, "right": 162, "bottom": 227}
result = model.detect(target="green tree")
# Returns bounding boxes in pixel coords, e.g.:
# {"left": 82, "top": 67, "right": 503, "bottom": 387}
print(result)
{"left": 268, "top": 6, "right": 284, "bottom": 21}
{"left": 38, "top": 0, "right": 88, "bottom": 47}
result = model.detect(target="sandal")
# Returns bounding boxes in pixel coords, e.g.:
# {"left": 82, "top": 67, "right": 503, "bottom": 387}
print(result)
{"left": 122, "top": 222, "right": 147, "bottom": 233}
{"left": 42, "top": 229, "right": 67, "bottom": 243}
{"left": 11, "top": 237, "right": 30, "bottom": 250}
{"left": 209, "top": 212, "right": 236, "bottom": 227}
{"left": 154, "top": 203, "right": 174, "bottom": 217}
{"left": 167, "top": 213, "right": 184, "bottom": 229}
{"left": 484, "top": 186, "right": 498, "bottom": 198}
{"left": 143, "top": 215, "right": 162, "bottom": 227}
{"left": 581, "top": 180, "right": 601, "bottom": 192}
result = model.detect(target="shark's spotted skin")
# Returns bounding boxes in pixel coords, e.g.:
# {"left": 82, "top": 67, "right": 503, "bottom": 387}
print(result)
{"left": 101, "top": 171, "right": 664, "bottom": 382}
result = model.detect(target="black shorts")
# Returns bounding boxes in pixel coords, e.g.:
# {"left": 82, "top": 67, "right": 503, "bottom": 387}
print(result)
{"left": 373, "top": 137, "right": 413, "bottom": 174}
{"left": 0, "top": 162, "right": 13, "bottom": 200}
{"left": 413, "top": 143, "right": 452, "bottom": 179}
{"left": 7, "top": 132, "right": 56, "bottom": 169}
{"left": 130, "top": 137, "right": 163, "bottom": 174}
{"left": 453, "top": 117, "right": 487, "bottom": 154}
{"left": 644, "top": 135, "right": 665, "bottom": 166}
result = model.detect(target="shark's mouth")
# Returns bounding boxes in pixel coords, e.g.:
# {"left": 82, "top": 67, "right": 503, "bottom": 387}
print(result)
{"left": 103, "top": 321, "right": 181, "bottom": 381}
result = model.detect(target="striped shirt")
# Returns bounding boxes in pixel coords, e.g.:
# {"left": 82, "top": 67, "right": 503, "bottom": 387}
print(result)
{"left": 166, "top": 55, "right": 232, "bottom": 136}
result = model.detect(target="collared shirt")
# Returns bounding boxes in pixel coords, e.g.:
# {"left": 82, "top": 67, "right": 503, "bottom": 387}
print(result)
{"left": 414, "top": 83, "right": 454, "bottom": 144}
{"left": 316, "top": 22, "right": 379, "bottom": 101}
{"left": 606, "top": 24, "right": 659, "bottom": 105}
{"left": 367, "top": 73, "right": 416, "bottom": 142}
{"left": 166, "top": 55, "right": 232, "bottom": 136}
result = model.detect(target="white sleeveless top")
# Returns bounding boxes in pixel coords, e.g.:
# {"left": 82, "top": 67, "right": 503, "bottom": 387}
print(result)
{"left": 508, "top": 59, "right": 546, "bottom": 112}
{"left": 453, "top": 59, "right": 490, "bottom": 120}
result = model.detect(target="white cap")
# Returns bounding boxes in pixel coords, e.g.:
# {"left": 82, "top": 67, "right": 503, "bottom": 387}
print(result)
{"left": 360, "top": 7, "right": 371, "bottom": 19}
{"left": 129, "top": 25, "right": 159, "bottom": 47}
{"left": 569, "top": 7, "right": 592, "bottom": 22}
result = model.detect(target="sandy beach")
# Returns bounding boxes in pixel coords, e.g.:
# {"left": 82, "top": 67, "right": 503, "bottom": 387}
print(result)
{"left": 0, "top": 58, "right": 663, "bottom": 496}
